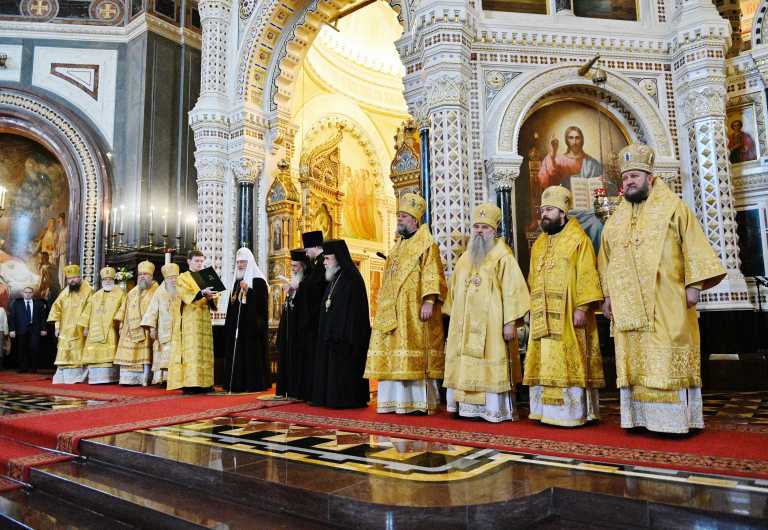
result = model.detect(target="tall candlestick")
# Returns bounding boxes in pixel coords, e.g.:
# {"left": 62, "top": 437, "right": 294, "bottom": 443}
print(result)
{"left": 112, "top": 206, "right": 118, "bottom": 235}
{"left": 104, "top": 208, "right": 110, "bottom": 241}
{"left": 149, "top": 206, "right": 155, "bottom": 233}
{"left": 176, "top": 209, "right": 182, "bottom": 238}
{"left": 119, "top": 204, "right": 125, "bottom": 233}
{"left": 163, "top": 208, "right": 168, "bottom": 235}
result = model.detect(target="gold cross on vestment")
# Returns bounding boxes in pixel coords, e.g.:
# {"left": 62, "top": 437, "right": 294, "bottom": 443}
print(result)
{"left": 30, "top": 0, "right": 49, "bottom": 16}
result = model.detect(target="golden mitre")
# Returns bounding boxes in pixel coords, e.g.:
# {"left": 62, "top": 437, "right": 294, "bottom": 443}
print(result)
{"left": 100, "top": 266, "right": 116, "bottom": 279}
{"left": 540, "top": 185, "right": 572, "bottom": 213}
{"left": 138, "top": 260, "right": 155, "bottom": 275}
{"left": 398, "top": 193, "right": 426, "bottom": 221}
{"left": 618, "top": 143, "right": 655, "bottom": 174}
{"left": 472, "top": 203, "right": 502, "bottom": 229}
{"left": 63, "top": 264, "right": 80, "bottom": 277}
{"left": 162, "top": 263, "right": 180, "bottom": 278}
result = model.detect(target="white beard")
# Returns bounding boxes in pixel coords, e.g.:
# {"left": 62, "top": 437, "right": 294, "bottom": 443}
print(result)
{"left": 469, "top": 234, "right": 495, "bottom": 267}
{"left": 138, "top": 279, "right": 151, "bottom": 290}
{"left": 102, "top": 284, "right": 114, "bottom": 292}
{"left": 289, "top": 270, "right": 304, "bottom": 290}
{"left": 165, "top": 283, "right": 176, "bottom": 295}
{"left": 324, "top": 264, "right": 340, "bottom": 282}
{"left": 235, "top": 271, "right": 245, "bottom": 280}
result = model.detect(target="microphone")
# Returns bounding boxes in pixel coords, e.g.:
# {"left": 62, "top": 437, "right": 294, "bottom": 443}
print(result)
{"left": 376, "top": 252, "right": 387, "bottom": 260}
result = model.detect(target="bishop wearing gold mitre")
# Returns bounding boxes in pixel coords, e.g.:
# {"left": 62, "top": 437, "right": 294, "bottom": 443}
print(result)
{"left": 598, "top": 143, "right": 726, "bottom": 433}
{"left": 443, "top": 203, "right": 530, "bottom": 422}
{"left": 114, "top": 261, "right": 159, "bottom": 386}
{"left": 364, "top": 193, "right": 447, "bottom": 415}
{"left": 142, "top": 263, "right": 182, "bottom": 385}
{"left": 170, "top": 250, "right": 216, "bottom": 393}
{"left": 49, "top": 264, "right": 93, "bottom": 384}
{"left": 524, "top": 186, "right": 605, "bottom": 427}
{"left": 79, "top": 266, "right": 126, "bottom": 384}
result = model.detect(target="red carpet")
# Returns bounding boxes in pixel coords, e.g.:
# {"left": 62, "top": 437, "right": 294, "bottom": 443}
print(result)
{"left": 0, "top": 436, "right": 68, "bottom": 483}
{"left": 236, "top": 402, "right": 768, "bottom": 479}
{"left": 0, "top": 380, "right": 180, "bottom": 400}
{"left": 0, "top": 373, "right": 51, "bottom": 384}
{"left": 0, "top": 392, "right": 285, "bottom": 453}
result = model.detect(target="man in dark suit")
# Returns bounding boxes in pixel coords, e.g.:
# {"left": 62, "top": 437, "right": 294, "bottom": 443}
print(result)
{"left": 9, "top": 286, "right": 48, "bottom": 372}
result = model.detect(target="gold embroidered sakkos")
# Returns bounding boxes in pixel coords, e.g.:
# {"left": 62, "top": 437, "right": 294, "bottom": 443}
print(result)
{"left": 365, "top": 224, "right": 447, "bottom": 380}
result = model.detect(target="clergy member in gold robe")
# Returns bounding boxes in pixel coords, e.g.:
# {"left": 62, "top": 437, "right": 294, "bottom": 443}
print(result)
{"left": 170, "top": 250, "right": 216, "bottom": 392}
{"left": 114, "top": 261, "right": 159, "bottom": 386}
{"left": 79, "top": 266, "right": 126, "bottom": 384}
{"left": 599, "top": 143, "right": 726, "bottom": 433}
{"left": 443, "top": 204, "right": 530, "bottom": 422}
{"left": 524, "top": 186, "right": 604, "bottom": 426}
{"left": 142, "top": 263, "right": 182, "bottom": 385}
{"left": 49, "top": 264, "right": 93, "bottom": 384}
{"left": 365, "top": 193, "right": 447, "bottom": 414}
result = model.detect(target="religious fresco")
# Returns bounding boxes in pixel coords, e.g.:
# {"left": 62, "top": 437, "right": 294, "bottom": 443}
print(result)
{"left": 573, "top": 0, "right": 637, "bottom": 20}
{"left": 727, "top": 104, "right": 760, "bottom": 164}
{"left": 515, "top": 100, "right": 628, "bottom": 275}
{"left": 0, "top": 133, "right": 69, "bottom": 306}
{"left": 481, "top": 0, "right": 547, "bottom": 14}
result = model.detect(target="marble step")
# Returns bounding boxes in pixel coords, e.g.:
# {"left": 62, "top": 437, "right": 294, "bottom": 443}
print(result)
{"left": 29, "top": 460, "right": 333, "bottom": 530}
{"left": 0, "top": 487, "right": 133, "bottom": 529}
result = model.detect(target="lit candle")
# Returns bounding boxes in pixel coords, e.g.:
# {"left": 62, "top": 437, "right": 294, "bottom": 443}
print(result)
{"left": 163, "top": 208, "right": 168, "bottom": 235}
{"left": 119, "top": 204, "right": 125, "bottom": 233}
{"left": 176, "top": 209, "right": 182, "bottom": 238}
{"left": 188, "top": 215, "right": 197, "bottom": 243}
{"left": 0, "top": 185, "right": 6, "bottom": 210}
{"left": 149, "top": 206, "right": 155, "bottom": 233}
{"left": 112, "top": 206, "right": 118, "bottom": 235}
{"left": 104, "top": 208, "right": 110, "bottom": 240}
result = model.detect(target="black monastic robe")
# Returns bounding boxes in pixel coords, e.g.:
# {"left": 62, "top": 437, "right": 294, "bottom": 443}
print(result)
{"left": 277, "top": 257, "right": 326, "bottom": 400}
{"left": 312, "top": 262, "right": 370, "bottom": 409}
{"left": 223, "top": 278, "right": 270, "bottom": 392}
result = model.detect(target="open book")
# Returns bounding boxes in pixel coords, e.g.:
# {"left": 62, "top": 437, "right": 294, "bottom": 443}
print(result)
{"left": 570, "top": 176, "right": 604, "bottom": 210}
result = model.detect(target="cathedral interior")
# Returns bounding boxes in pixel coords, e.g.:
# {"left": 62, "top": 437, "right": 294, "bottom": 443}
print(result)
{"left": 1, "top": 0, "right": 768, "bottom": 526}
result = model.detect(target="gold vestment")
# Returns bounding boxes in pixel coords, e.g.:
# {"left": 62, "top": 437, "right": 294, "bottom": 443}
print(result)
{"left": 141, "top": 281, "right": 181, "bottom": 374}
{"left": 524, "top": 218, "right": 604, "bottom": 400}
{"left": 114, "top": 282, "right": 159, "bottom": 367}
{"left": 365, "top": 225, "right": 447, "bottom": 380}
{"left": 48, "top": 282, "right": 93, "bottom": 367}
{"left": 443, "top": 238, "right": 530, "bottom": 404}
{"left": 168, "top": 271, "right": 214, "bottom": 390}
{"left": 598, "top": 179, "right": 726, "bottom": 400}
{"left": 79, "top": 287, "right": 126, "bottom": 365}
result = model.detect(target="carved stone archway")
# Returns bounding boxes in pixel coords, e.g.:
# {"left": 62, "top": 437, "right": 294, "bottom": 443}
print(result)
{"left": 0, "top": 86, "right": 111, "bottom": 284}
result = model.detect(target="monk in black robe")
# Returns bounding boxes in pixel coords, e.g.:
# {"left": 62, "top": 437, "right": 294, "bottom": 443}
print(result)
{"left": 277, "top": 248, "right": 310, "bottom": 398}
{"left": 312, "top": 239, "right": 370, "bottom": 408}
{"left": 223, "top": 247, "right": 270, "bottom": 392}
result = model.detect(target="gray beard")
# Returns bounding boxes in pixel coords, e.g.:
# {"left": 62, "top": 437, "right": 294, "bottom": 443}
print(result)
{"left": 469, "top": 234, "right": 495, "bottom": 267}
{"left": 138, "top": 279, "right": 151, "bottom": 290}
{"left": 235, "top": 271, "right": 245, "bottom": 280}
{"left": 165, "top": 283, "right": 176, "bottom": 295}
{"left": 293, "top": 270, "right": 304, "bottom": 284}
{"left": 324, "top": 264, "right": 340, "bottom": 282}
{"left": 102, "top": 284, "right": 114, "bottom": 292}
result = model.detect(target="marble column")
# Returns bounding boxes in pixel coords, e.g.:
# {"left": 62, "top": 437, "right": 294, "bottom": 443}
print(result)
{"left": 189, "top": 0, "right": 232, "bottom": 271}
{"left": 231, "top": 158, "right": 261, "bottom": 250}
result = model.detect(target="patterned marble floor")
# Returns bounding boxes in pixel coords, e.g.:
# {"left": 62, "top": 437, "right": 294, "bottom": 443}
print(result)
{"left": 0, "top": 391, "right": 104, "bottom": 415}
{"left": 137, "top": 417, "right": 768, "bottom": 495}
{"left": 598, "top": 390, "right": 768, "bottom": 425}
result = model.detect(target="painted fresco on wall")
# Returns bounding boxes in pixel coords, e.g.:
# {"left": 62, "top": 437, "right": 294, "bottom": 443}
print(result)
{"left": 727, "top": 104, "right": 759, "bottom": 164}
{"left": 573, "top": 0, "right": 637, "bottom": 20}
{"left": 0, "top": 133, "right": 69, "bottom": 305}
{"left": 515, "top": 100, "right": 628, "bottom": 275}
{"left": 481, "top": 0, "right": 547, "bottom": 14}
